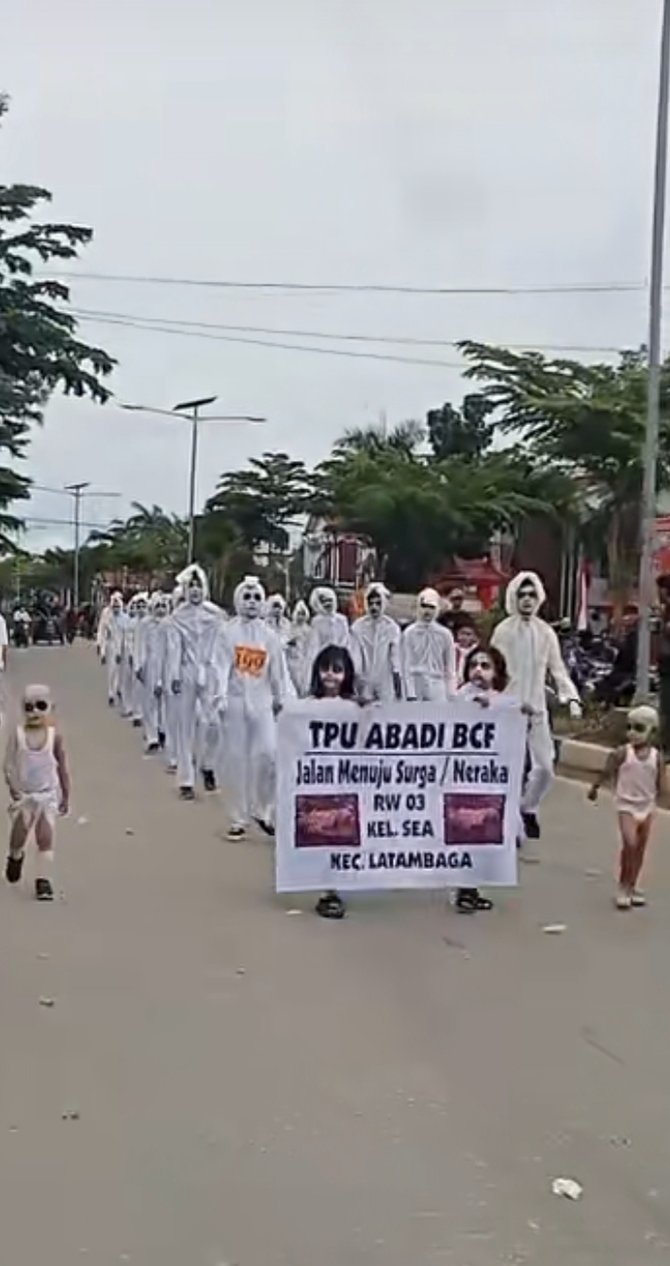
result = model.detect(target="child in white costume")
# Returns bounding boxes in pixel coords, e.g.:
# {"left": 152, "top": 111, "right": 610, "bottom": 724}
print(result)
{"left": 265, "top": 593, "right": 292, "bottom": 646}
{"left": 220, "top": 575, "right": 292, "bottom": 838}
{"left": 402, "top": 587, "right": 457, "bottom": 701}
{"left": 4, "top": 684, "right": 70, "bottom": 902}
{"left": 136, "top": 591, "right": 170, "bottom": 752}
{"left": 492, "top": 570, "right": 581, "bottom": 839}
{"left": 351, "top": 583, "right": 402, "bottom": 701}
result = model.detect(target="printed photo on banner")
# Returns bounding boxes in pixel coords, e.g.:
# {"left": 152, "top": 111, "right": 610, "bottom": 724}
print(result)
{"left": 275, "top": 699, "right": 527, "bottom": 893}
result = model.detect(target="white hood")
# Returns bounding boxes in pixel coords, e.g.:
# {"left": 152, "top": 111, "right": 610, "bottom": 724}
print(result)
{"left": 366, "top": 582, "right": 390, "bottom": 613}
{"left": 310, "top": 585, "right": 337, "bottom": 616}
{"left": 504, "top": 570, "right": 547, "bottom": 616}
{"left": 176, "top": 562, "right": 210, "bottom": 601}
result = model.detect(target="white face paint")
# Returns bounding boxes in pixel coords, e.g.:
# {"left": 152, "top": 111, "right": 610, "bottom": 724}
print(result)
{"left": 240, "top": 584, "right": 264, "bottom": 619}
{"left": 320, "top": 592, "right": 335, "bottom": 614}
{"left": 135, "top": 597, "right": 148, "bottom": 618}
{"left": 111, "top": 598, "right": 123, "bottom": 613}
{"left": 155, "top": 599, "right": 169, "bottom": 618}
{"left": 517, "top": 582, "right": 538, "bottom": 618}
{"left": 187, "top": 579, "right": 204, "bottom": 606}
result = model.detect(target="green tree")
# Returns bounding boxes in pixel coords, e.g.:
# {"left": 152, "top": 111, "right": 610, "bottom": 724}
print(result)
{"left": 88, "top": 503, "right": 188, "bottom": 576}
{"left": 459, "top": 341, "right": 670, "bottom": 600}
{"left": 0, "top": 93, "right": 114, "bottom": 548}
{"left": 426, "top": 394, "right": 494, "bottom": 460}
{"left": 206, "top": 452, "right": 312, "bottom": 553}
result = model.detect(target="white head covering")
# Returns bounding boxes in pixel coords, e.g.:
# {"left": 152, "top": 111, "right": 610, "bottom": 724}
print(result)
{"left": 267, "top": 592, "right": 287, "bottom": 614}
{"left": 416, "top": 586, "right": 441, "bottom": 616}
{"left": 110, "top": 590, "right": 124, "bottom": 610}
{"left": 627, "top": 703, "right": 659, "bottom": 737}
{"left": 292, "top": 599, "right": 310, "bottom": 625}
{"left": 310, "top": 585, "right": 337, "bottom": 615}
{"left": 366, "top": 582, "right": 389, "bottom": 612}
{"left": 176, "top": 563, "right": 210, "bottom": 601}
{"left": 504, "top": 570, "right": 547, "bottom": 616}
{"left": 150, "top": 590, "right": 169, "bottom": 614}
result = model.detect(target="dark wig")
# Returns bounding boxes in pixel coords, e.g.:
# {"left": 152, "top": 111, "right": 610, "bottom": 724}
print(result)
{"left": 463, "top": 644, "right": 508, "bottom": 693}
{"left": 310, "top": 644, "right": 357, "bottom": 699}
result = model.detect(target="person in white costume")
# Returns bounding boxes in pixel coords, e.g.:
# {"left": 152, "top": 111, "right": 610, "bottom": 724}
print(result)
{"left": 492, "top": 570, "right": 582, "bottom": 839}
{"left": 135, "top": 591, "right": 170, "bottom": 752}
{"left": 220, "top": 575, "right": 291, "bottom": 839}
{"left": 285, "top": 599, "right": 311, "bottom": 696}
{"left": 119, "top": 595, "right": 138, "bottom": 718}
{"left": 158, "top": 585, "right": 183, "bottom": 774}
{"left": 129, "top": 592, "right": 150, "bottom": 728}
{"left": 103, "top": 591, "right": 126, "bottom": 707}
{"left": 402, "top": 587, "right": 457, "bottom": 701}
{"left": 265, "top": 593, "right": 292, "bottom": 645}
{"left": 96, "top": 601, "right": 113, "bottom": 660}
{"left": 167, "top": 564, "right": 225, "bottom": 800}
{"left": 351, "top": 583, "right": 402, "bottom": 701}
{"left": 303, "top": 586, "right": 350, "bottom": 687}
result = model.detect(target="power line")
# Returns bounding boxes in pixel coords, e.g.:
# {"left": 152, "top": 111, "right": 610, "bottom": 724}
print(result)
{"left": 70, "top": 306, "right": 629, "bottom": 355}
{"left": 71, "top": 312, "right": 464, "bottom": 368}
{"left": 48, "top": 270, "right": 647, "bottom": 296}
{"left": 17, "top": 516, "right": 116, "bottom": 530}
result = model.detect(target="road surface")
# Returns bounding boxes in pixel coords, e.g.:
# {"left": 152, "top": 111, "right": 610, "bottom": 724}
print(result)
{"left": 1, "top": 645, "right": 669, "bottom": 1266}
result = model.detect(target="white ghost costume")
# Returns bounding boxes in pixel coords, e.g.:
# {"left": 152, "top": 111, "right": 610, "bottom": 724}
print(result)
{"left": 285, "top": 600, "right": 312, "bottom": 696}
{"left": 219, "top": 575, "right": 292, "bottom": 833}
{"left": 130, "top": 593, "right": 150, "bottom": 725}
{"left": 120, "top": 596, "right": 138, "bottom": 717}
{"left": 304, "top": 586, "right": 351, "bottom": 690}
{"left": 160, "top": 585, "right": 183, "bottom": 771}
{"left": 402, "top": 587, "right": 457, "bottom": 701}
{"left": 492, "top": 570, "right": 581, "bottom": 815}
{"left": 103, "top": 592, "right": 125, "bottom": 705}
{"left": 136, "top": 592, "right": 170, "bottom": 749}
{"left": 167, "top": 565, "right": 226, "bottom": 792}
{"left": 96, "top": 602, "right": 113, "bottom": 662}
{"left": 351, "top": 583, "right": 402, "bottom": 701}
{"left": 265, "top": 593, "right": 292, "bottom": 646}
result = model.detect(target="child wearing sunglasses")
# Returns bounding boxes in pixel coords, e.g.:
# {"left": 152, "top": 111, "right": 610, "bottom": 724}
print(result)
{"left": 3, "top": 684, "right": 70, "bottom": 901}
{"left": 588, "top": 704, "right": 665, "bottom": 909}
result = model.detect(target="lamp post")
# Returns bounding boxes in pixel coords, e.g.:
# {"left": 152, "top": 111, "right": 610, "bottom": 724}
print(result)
{"left": 120, "top": 399, "right": 265, "bottom": 563}
{"left": 636, "top": 0, "right": 670, "bottom": 697}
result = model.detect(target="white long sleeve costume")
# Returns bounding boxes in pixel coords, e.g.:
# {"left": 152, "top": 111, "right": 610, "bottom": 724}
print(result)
{"left": 402, "top": 587, "right": 456, "bottom": 701}
{"left": 136, "top": 592, "right": 170, "bottom": 749}
{"left": 103, "top": 592, "right": 126, "bottom": 705}
{"left": 220, "top": 575, "right": 291, "bottom": 835}
{"left": 265, "top": 593, "right": 292, "bottom": 646}
{"left": 130, "top": 593, "right": 150, "bottom": 725}
{"left": 351, "top": 583, "right": 402, "bottom": 701}
{"left": 96, "top": 603, "right": 113, "bottom": 661}
{"left": 120, "top": 597, "right": 137, "bottom": 717}
{"left": 285, "top": 600, "right": 312, "bottom": 696}
{"left": 491, "top": 570, "right": 580, "bottom": 815}
{"left": 167, "top": 565, "right": 226, "bottom": 795}
{"left": 159, "top": 585, "right": 183, "bottom": 772}
{"left": 303, "top": 586, "right": 351, "bottom": 691}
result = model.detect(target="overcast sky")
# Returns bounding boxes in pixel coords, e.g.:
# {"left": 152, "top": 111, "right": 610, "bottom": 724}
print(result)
{"left": 1, "top": 0, "right": 662, "bottom": 549}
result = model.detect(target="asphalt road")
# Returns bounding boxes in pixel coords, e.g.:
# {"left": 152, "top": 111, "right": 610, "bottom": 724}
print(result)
{"left": 1, "top": 645, "right": 669, "bottom": 1266}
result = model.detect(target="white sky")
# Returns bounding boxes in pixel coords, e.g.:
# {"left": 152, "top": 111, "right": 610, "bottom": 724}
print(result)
{"left": 0, "top": 0, "right": 662, "bottom": 549}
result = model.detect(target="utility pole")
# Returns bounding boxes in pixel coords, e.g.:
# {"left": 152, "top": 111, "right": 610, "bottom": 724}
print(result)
{"left": 173, "top": 396, "right": 217, "bottom": 564}
{"left": 636, "top": 0, "right": 670, "bottom": 697}
{"left": 64, "top": 482, "right": 90, "bottom": 610}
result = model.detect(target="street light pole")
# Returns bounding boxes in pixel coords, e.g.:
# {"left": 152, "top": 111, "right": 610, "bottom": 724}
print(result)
{"left": 636, "top": 0, "right": 670, "bottom": 697}
{"left": 65, "top": 481, "right": 90, "bottom": 610}
{"left": 173, "top": 396, "right": 218, "bottom": 565}
{"left": 119, "top": 400, "right": 266, "bottom": 566}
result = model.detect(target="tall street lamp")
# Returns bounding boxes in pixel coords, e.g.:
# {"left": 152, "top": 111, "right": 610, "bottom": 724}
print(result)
{"left": 636, "top": 0, "right": 670, "bottom": 696}
{"left": 120, "top": 398, "right": 265, "bottom": 563}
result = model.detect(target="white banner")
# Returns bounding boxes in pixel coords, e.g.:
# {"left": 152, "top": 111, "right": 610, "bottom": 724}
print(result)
{"left": 276, "top": 699, "right": 526, "bottom": 893}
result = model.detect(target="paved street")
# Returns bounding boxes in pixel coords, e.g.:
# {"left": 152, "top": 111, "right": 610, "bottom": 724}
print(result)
{"left": 1, "top": 644, "right": 669, "bottom": 1266}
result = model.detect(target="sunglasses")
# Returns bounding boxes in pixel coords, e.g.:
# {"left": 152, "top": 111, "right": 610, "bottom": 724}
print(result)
{"left": 24, "top": 700, "right": 49, "bottom": 713}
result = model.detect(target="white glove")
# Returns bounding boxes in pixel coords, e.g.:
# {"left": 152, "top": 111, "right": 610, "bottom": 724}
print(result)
{"left": 569, "top": 700, "right": 582, "bottom": 720}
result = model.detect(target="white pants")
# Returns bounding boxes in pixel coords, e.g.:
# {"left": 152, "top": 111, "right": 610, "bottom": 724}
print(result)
{"left": 222, "top": 701, "right": 276, "bottom": 828}
{"left": 142, "top": 683, "right": 161, "bottom": 747}
{"left": 120, "top": 659, "right": 134, "bottom": 716}
{"left": 175, "top": 681, "right": 202, "bottom": 788}
{"left": 163, "top": 691, "right": 179, "bottom": 768}
{"left": 107, "top": 653, "right": 121, "bottom": 702}
{"left": 522, "top": 712, "right": 555, "bottom": 813}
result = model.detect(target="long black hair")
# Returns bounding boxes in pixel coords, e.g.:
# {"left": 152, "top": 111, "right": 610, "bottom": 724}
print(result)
{"left": 463, "top": 644, "right": 508, "bottom": 692}
{"left": 310, "top": 644, "right": 357, "bottom": 699}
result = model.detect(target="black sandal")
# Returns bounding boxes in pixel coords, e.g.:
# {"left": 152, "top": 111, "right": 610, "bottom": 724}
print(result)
{"left": 456, "top": 888, "right": 493, "bottom": 913}
{"left": 315, "top": 891, "right": 346, "bottom": 920}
